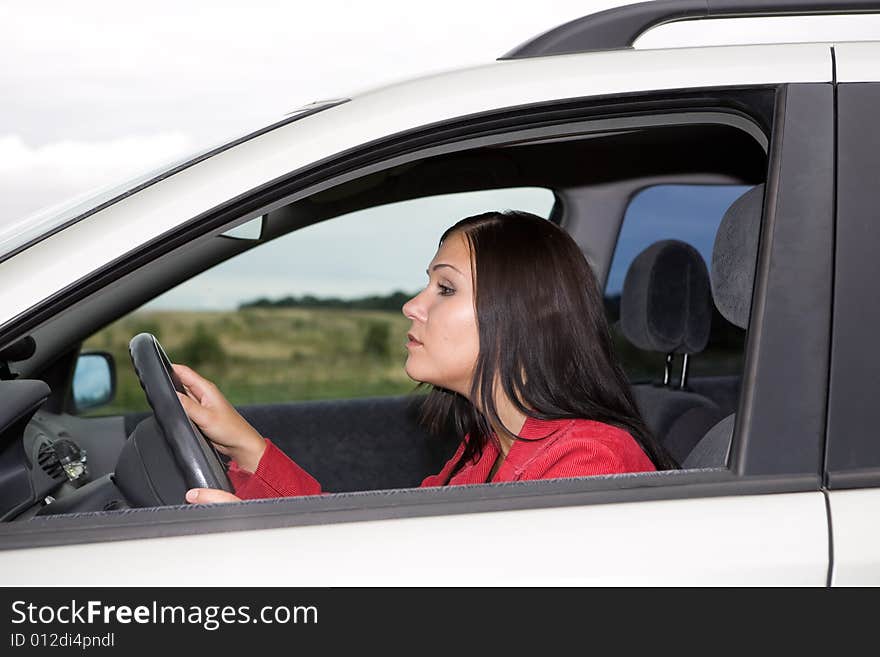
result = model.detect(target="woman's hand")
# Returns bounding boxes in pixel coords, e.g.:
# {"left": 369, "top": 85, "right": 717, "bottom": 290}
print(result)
{"left": 185, "top": 488, "right": 241, "bottom": 504}
{"left": 172, "top": 363, "right": 267, "bottom": 473}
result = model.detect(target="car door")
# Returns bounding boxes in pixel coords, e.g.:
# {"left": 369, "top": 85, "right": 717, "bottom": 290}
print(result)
{"left": 0, "top": 43, "right": 835, "bottom": 584}
{"left": 824, "top": 42, "right": 880, "bottom": 585}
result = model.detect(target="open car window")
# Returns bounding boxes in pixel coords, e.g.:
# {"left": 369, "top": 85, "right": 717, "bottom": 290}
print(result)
{"left": 81, "top": 187, "right": 555, "bottom": 417}
{"left": 42, "top": 108, "right": 768, "bottom": 505}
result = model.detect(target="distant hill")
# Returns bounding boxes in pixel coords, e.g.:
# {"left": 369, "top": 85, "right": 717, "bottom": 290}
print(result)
{"left": 239, "top": 290, "right": 418, "bottom": 312}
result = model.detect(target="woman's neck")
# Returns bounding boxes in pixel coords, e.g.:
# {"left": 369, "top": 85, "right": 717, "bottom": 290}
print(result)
{"left": 490, "top": 397, "right": 527, "bottom": 456}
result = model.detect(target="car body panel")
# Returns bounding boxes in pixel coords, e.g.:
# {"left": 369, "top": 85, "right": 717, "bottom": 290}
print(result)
{"left": 0, "top": 491, "right": 828, "bottom": 585}
{"left": 828, "top": 489, "right": 880, "bottom": 585}
{"left": 0, "top": 42, "right": 832, "bottom": 330}
{"left": 834, "top": 42, "right": 880, "bottom": 82}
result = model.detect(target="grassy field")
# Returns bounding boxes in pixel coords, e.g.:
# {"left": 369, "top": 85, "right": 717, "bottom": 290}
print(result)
{"left": 83, "top": 307, "right": 421, "bottom": 416}
{"left": 82, "top": 306, "right": 744, "bottom": 416}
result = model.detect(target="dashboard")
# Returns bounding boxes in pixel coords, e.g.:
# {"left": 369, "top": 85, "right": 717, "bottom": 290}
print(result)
{"left": 17, "top": 411, "right": 94, "bottom": 519}
{"left": 0, "top": 379, "right": 129, "bottom": 521}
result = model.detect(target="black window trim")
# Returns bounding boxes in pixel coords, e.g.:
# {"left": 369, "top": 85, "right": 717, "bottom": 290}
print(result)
{"left": 731, "top": 82, "right": 834, "bottom": 479}
{"left": 825, "top": 81, "right": 880, "bottom": 489}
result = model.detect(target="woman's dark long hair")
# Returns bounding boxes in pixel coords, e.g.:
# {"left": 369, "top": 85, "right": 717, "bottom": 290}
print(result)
{"left": 416, "top": 210, "right": 678, "bottom": 473}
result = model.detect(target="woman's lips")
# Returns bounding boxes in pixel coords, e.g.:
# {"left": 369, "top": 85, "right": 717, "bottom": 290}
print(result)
{"left": 406, "top": 333, "right": 423, "bottom": 347}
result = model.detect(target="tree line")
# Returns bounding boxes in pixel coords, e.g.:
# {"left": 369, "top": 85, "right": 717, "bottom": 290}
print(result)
{"left": 239, "top": 290, "right": 417, "bottom": 312}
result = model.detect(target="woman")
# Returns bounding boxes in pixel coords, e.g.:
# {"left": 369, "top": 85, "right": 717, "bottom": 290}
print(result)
{"left": 177, "top": 210, "right": 677, "bottom": 504}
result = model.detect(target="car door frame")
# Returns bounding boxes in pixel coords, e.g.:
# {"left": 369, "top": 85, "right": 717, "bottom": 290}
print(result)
{"left": 824, "top": 43, "right": 880, "bottom": 585}
{"left": 0, "top": 78, "right": 836, "bottom": 584}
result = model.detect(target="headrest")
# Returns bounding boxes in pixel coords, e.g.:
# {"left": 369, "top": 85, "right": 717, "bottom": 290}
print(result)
{"left": 710, "top": 184, "right": 765, "bottom": 329}
{"left": 620, "top": 239, "right": 712, "bottom": 354}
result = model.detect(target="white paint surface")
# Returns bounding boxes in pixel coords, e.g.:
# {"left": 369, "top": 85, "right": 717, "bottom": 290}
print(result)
{"left": 0, "top": 491, "right": 828, "bottom": 585}
{"left": 834, "top": 42, "right": 880, "bottom": 82}
{"left": 828, "top": 488, "right": 880, "bottom": 586}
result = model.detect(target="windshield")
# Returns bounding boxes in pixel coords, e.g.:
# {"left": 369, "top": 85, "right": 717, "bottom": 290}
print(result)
{"left": 0, "top": 98, "right": 348, "bottom": 264}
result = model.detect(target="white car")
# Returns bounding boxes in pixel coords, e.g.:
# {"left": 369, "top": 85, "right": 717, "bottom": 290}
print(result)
{"left": 1, "top": 0, "right": 878, "bottom": 585}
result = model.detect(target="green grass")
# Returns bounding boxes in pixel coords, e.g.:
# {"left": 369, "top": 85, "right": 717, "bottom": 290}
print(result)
{"left": 82, "top": 307, "right": 421, "bottom": 416}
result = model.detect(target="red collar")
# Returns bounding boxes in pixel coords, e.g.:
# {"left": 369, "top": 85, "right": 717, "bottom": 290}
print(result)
{"left": 476, "top": 416, "right": 577, "bottom": 479}
{"left": 517, "top": 415, "right": 576, "bottom": 440}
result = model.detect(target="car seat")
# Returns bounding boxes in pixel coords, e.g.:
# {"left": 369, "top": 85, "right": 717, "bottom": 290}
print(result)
{"left": 620, "top": 239, "right": 725, "bottom": 463}
{"left": 682, "top": 184, "right": 764, "bottom": 469}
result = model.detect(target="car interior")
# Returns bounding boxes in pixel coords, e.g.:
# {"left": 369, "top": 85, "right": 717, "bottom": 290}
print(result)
{"left": 0, "top": 111, "right": 768, "bottom": 521}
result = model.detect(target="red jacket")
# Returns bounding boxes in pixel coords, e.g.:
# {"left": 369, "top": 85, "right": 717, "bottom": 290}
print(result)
{"left": 227, "top": 416, "right": 656, "bottom": 499}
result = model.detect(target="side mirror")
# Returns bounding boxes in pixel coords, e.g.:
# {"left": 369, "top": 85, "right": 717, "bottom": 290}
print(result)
{"left": 72, "top": 351, "right": 116, "bottom": 412}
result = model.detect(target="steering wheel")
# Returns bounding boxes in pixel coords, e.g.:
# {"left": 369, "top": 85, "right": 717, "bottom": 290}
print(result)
{"left": 128, "top": 333, "right": 232, "bottom": 493}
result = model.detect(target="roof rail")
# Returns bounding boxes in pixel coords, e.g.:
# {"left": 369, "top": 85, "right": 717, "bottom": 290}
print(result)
{"left": 500, "top": 0, "right": 880, "bottom": 59}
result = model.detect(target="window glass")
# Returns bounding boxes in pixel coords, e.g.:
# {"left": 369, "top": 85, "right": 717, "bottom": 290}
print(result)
{"left": 0, "top": 100, "right": 346, "bottom": 261}
{"left": 81, "top": 187, "right": 555, "bottom": 415}
{"left": 604, "top": 184, "right": 752, "bottom": 384}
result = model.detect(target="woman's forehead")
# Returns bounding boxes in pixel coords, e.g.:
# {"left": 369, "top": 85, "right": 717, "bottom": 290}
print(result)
{"left": 430, "top": 232, "right": 472, "bottom": 274}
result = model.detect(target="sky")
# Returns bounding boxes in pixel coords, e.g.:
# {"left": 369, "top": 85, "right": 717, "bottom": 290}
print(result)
{"left": 2, "top": 1, "right": 878, "bottom": 309}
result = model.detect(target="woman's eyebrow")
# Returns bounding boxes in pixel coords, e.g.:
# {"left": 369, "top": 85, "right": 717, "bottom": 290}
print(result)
{"left": 426, "top": 263, "right": 462, "bottom": 276}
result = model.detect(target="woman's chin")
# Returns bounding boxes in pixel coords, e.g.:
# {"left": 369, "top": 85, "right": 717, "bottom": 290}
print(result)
{"left": 403, "top": 361, "right": 421, "bottom": 382}
{"left": 404, "top": 362, "right": 434, "bottom": 386}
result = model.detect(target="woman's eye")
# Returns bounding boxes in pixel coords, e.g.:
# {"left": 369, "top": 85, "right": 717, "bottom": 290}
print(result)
{"left": 438, "top": 284, "right": 454, "bottom": 296}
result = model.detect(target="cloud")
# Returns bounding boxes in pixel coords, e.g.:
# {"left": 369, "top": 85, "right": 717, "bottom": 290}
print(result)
{"left": 0, "top": 1, "right": 604, "bottom": 229}
{"left": 0, "top": 132, "right": 196, "bottom": 224}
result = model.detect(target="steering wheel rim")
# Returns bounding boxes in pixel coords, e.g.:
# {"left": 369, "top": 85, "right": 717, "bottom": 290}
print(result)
{"left": 128, "top": 332, "right": 232, "bottom": 492}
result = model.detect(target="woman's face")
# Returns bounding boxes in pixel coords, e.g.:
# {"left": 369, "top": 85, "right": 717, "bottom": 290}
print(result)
{"left": 402, "top": 231, "right": 479, "bottom": 396}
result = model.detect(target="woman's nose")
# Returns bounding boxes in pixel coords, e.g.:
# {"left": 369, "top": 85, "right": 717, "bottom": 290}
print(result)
{"left": 402, "top": 290, "right": 426, "bottom": 322}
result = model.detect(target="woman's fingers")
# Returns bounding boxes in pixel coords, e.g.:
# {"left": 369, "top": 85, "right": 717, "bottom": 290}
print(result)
{"left": 176, "top": 391, "right": 209, "bottom": 426}
{"left": 172, "top": 363, "right": 214, "bottom": 402}
{"left": 175, "top": 392, "right": 239, "bottom": 458}
{"left": 185, "top": 488, "right": 241, "bottom": 504}
{"left": 171, "top": 364, "right": 264, "bottom": 462}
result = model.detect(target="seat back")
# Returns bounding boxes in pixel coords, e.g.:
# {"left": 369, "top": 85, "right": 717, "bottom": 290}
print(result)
{"left": 683, "top": 184, "right": 765, "bottom": 468}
